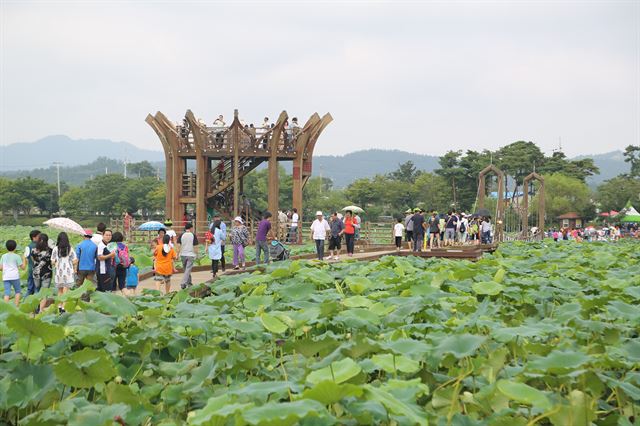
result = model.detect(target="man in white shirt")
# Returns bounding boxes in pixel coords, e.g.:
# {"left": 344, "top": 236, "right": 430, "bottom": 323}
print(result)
{"left": 178, "top": 223, "right": 197, "bottom": 289}
{"left": 91, "top": 222, "right": 106, "bottom": 246}
{"left": 213, "top": 115, "right": 225, "bottom": 127}
{"left": 289, "top": 208, "right": 299, "bottom": 243}
{"left": 310, "top": 211, "right": 330, "bottom": 260}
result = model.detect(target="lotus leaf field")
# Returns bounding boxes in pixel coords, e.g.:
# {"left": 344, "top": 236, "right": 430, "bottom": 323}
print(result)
{"left": 1, "top": 240, "right": 640, "bottom": 425}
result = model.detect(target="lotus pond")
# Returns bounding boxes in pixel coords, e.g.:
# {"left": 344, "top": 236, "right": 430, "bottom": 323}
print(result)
{"left": 1, "top": 240, "right": 639, "bottom": 425}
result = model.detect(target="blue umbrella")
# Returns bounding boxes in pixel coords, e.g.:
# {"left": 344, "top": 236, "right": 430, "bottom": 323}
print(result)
{"left": 138, "top": 221, "right": 166, "bottom": 231}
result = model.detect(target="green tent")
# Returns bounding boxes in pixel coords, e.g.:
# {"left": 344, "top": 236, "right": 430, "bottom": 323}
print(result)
{"left": 619, "top": 201, "right": 640, "bottom": 223}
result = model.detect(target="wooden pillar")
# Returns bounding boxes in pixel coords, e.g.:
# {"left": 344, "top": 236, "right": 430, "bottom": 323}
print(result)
{"left": 185, "top": 110, "right": 208, "bottom": 233}
{"left": 233, "top": 109, "right": 240, "bottom": 216}
{"left": 538, "top": 177, "right": 545, "bottom": 231}
{"left": 268, "top": 111, "right": 288, "bottom": 215}
{"left": 478, "top": 174, "right": 486, "bottom": 209}
{"left": 522, "top": 182, "right": 529, "bottom": 236}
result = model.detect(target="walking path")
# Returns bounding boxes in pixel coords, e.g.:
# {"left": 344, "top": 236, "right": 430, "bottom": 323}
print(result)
{"left": 137, "top": 248, "right": 398, "bottom": 291}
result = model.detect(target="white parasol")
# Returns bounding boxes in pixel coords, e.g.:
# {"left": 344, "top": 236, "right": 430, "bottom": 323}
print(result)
{"left": 43, "top": 217, "right": 85, "bottom": 236}
{"left": 341, "top": 205, "right": 364, "bottom": 214}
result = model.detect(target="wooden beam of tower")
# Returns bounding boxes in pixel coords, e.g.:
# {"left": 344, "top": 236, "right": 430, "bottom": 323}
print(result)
{"left": 267, "top": 111, "right": 288, "bottom": 215}
{"left": 302, "top": 113, "right": 333, "bottom": 183}
{"left": 146, "top": 112, "right": 183, "bottom": 222}
{"left": 230, "top": 109, "right": 242, "bottom": 216}
{"left": 292, "top": 114, "right": 321, "bottom": 225}
{"left": 185, "top": 110, "right": 208, "bottom": 232}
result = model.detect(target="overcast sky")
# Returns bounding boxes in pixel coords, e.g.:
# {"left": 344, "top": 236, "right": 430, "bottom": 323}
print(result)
{"left": 1, "top": 0, "right": 638, "bottom": 157}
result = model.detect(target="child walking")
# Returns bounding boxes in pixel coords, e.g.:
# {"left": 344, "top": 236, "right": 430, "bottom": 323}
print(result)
{"left": 1, "top": 240, "right": 26, "bottom": 306}
{"left": 126, "top": 257, "right": 139, "bottom": 296}
{"left": 393, "top": 218, "right": 404, "bottom": 252}
{"left": 153, "top": 235, "right": 177, "bottom": 294}
{"left": 230, "top": 216, "right": 249, "bottom": 270}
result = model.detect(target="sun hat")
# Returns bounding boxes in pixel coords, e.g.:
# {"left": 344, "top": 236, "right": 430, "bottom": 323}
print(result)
{"left": 233, "top": 216, "right": 243, "bottom": 224}
{"left": 163, "top": 219, "right": 173, "bottom": 226}
{"left": 413, "top": 208, "right": 421, "bottom": 213}
{"left": 316, "top": 211, "right": 323, "bottom": 216}
{"left": 83, "top": 229, "right": 93, "bottom": 237}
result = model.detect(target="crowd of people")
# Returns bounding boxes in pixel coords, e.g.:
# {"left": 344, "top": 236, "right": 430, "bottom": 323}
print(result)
{"left": 547, "top": 225, "right": 639, "bottom": 242}
{"left": 1, "top": 225, "right": 140, "bottom": 308}
{"left": 402, "top": 208, "right": 493, "bottom": 252}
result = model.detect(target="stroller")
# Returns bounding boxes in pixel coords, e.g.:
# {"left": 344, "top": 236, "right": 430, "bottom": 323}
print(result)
{"left": 269, "top": 240, "right": 290, "bottom": 262}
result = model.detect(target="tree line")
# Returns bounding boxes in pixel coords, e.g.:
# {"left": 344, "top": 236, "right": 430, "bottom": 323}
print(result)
{"left": 0, "top": 161, "right": 165, "bottom": 221}
{"left": 1, "top": 144, "right": 639, "bottom": 224}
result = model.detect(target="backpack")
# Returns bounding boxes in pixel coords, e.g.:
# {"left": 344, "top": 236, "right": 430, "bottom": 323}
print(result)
{"left": 115, "top": 243, "right": 131, "bottom": 268}
{"left": 460, "top": 221, "right": 466, "bottom": 233}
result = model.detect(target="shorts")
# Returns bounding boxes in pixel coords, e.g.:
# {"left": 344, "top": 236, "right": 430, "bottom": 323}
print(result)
{"left": 34, "top": 277, "right": 52, "bottom": 290}
{"left": 328, "top": 236, "right": 342, "bottom": 250}
{"left": 395, "top": 236, "right": 402, "bottom": 248}
{"left": 4, "top": 279, "right": 21, "bottom": 297}
{"left": 154, "top": 274, "right": 171, "bottom": 283}
{"left": 76, "top": 270, "right": 95, "bottom": 286}
{"left": 445, "top": 228, "right": 456, "bottom": 240}
{"left": 405, "top": 230, "right": 413, "bottom": 242}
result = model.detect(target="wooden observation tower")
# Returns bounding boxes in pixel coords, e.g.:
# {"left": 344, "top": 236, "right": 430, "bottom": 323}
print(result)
{"left": 145, "top": 109, "right": 332, "bottom": 234}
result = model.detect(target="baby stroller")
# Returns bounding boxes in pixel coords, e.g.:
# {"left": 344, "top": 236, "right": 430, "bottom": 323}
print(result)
{"left": 269, "top": 240, "right": 290, "bottom": 262}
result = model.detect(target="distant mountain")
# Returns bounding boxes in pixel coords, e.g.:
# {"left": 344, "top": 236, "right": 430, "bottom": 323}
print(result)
{"left": 0, "top": 135, "right": 164, "bottom": 171}
{"left": 306, "top": 149, "right": 441, "bottom": 188}
{"left": 0, "top": 157, "right": 165, "bottom": 186}
{"left": 573, "top": 150, "right": 630, "bottom": 187}
{"left": 0, "top": 136, "right": 631, "bottom": 188}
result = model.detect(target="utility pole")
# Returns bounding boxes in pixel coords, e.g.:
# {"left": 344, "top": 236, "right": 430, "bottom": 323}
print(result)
{"left": 124, "top": 158, "right": 128, "bottom": 179}
{"left": 52, "top": 162, "right": 62, "bottom": 197}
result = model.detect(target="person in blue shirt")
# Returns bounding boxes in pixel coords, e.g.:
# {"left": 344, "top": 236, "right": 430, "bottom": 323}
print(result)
{"left": 75, "top": 230, "right": 98, "bottom": 286}
{"left": 126, "top": 257, "right": 139, "bottom": 296}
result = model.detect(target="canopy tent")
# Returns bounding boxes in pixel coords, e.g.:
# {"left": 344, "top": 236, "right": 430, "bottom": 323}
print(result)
{"left": 619, "top": 205, "right": 640, "bottom": 223}
{"left": 598, "top": 210, "right": 619, "bottom": 217}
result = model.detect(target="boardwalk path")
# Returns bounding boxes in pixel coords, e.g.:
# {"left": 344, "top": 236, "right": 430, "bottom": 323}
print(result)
{"left": 137, "top": 249, "right": 399, "bottom": 291}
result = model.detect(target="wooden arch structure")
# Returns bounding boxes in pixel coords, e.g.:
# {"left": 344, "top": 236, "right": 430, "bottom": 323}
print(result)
{"left": 521, "top": 172, "right": 545, "bottom": 239}
{"left": 477, "top": 164, "right": 505, "bottom": 242}
{"left": 146, "top": 109, "right": 332, "bottom": 235}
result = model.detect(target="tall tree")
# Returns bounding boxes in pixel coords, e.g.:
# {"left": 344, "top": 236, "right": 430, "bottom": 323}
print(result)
{"left": 388, "top": 161, "right": 422, "bottom": 184}
{"left": 497, "top": 141, "right": 544, "bottom": 199}
{"left": 623, "top": 145, "right": 640, "bottom": 177}
{"left": 435, "top": 151, "right": 464, "bottom": 208}
{"left": 595, "top": 176, "right": 640, "bottom": 212}
{"left": 540, "top": 173, "right": 594, "bottom": 221}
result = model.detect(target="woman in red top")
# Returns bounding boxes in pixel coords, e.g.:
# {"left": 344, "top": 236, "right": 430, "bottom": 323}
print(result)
{"left": 343, "top": 210, "right": 356, "bottom": 257}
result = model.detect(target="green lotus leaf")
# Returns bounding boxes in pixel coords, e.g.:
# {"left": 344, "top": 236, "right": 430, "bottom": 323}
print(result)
{"left": 7, "top": 314, "right": 65, "bottom": 345}
{"left": 527, "top": 350, "right": 591, "bottom": 373}
{"left": 260, "top": 313, "right": 288, "bottom": 334}
{"left": 435, "top": 334, "right": 486, "bottom": 359}
{"left": 370, "top": 353, "right": 420, "bottom": 374}
{"left": 472, "top": 281, "right": 504, "bottom": 296}
{"left": 496, "top": 379, "right": 552, "bottom": 411}
{"left": 90, "top": 291, "right": 138, "bottom": 317}
{"left": 302, "top": 380, "right": 363, "bottom": 405}
{"left": 345, "top": 276, "right": 373, "bottom": 294}
{"left": 381, "top": 339, "right": 431, "bottom": 358}
{"left": 365, "top": 385, "right": 428, "bottom": 426}
{"left": 241, "top": 399, "right": 329, "bottom": 426}
{"left": 342, "top": 295, "right": 373, "bottom": 308}
{"left": 54, "top": 348, "right": 117, "bottom": 388}
{"left": 306, "top": 357, "right": 362, "bottom": 385}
